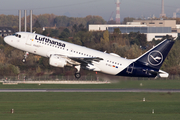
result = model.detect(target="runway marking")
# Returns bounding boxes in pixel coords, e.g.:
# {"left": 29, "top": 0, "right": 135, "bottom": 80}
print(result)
{"left": 0, "top": 89, "right": 180, "bottom": 93}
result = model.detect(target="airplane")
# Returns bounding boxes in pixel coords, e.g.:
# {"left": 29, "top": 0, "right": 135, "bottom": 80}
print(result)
{"left": 4, "top": 32, "right": 175, "bottom": 79}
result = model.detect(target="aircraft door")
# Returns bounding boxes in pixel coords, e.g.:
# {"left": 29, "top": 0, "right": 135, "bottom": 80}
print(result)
{"left": 26, "top": 34, "right": 34, "bottom": 46}
{"left": 126, "top": 63, "right": 134, "bottom": 74}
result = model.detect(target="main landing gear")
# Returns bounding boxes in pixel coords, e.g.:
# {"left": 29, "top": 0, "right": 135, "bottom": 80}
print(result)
{"left": 75, "top": 73, "right": 81, "bottom": 79}
{"left": 74, "top": 65, "right": 81, "bottom": 79}
{"left": 22, "top": 52, "right": 29, "bottom": 63}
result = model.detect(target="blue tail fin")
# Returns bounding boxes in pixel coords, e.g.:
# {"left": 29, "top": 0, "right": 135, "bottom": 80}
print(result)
{"left": 136, "top": 39, "right": 175, "bottom": 70}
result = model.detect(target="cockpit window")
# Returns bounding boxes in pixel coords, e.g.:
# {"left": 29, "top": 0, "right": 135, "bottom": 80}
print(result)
{"left": 13, "top": 34, "right": 21, "bottom": 38}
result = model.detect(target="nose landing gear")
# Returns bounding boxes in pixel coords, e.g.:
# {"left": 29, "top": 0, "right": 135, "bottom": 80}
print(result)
{"left": 22, "top": 52, "right": 29, "bottom": 63}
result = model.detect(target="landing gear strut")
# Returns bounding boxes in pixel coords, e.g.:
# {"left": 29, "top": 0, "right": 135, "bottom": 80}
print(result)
{"left": 22, "top": 52, "right": 29, "bottom": 63}
{"left": 74, "top": 65, "right": 81, "bottom": 79}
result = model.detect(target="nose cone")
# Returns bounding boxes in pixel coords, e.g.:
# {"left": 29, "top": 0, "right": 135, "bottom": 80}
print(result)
{"left": 4, "top": 36, "right": 8, "bottom": 43}
{"left": 4, "top": 36, "right": 13, "bottom": 46}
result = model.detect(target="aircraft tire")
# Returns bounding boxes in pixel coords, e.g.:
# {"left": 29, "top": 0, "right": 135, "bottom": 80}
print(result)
{"left": 75, "top": 73, "right": 81, "bottom": 79}
{"left": 22, "top": 58, "right": 26, "bottom": 63}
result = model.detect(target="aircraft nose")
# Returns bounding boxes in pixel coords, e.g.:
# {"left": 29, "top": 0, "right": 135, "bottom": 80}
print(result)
{"left": 4, "top": 36, "right": 9, "bottom": 44}
{"left": 4, "top": 36, "right": 12, "bottom": 45}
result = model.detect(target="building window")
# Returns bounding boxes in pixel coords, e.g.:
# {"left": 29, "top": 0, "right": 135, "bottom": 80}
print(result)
{"left": 149, "top": 22, "right": 155, "bottom": 24}
{"left": 155, "top": 36, "right": 164, "bottom": 38}
{"left": 172, "top": 30, "right": 177, "bottom": 32}
{"left": 159, "top": 22, "right": 163, "bottom": 24}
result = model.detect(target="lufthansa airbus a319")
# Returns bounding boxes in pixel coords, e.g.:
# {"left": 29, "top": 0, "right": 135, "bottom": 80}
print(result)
{"left": 4, "top": 32, "right": 175, "bottom": 79}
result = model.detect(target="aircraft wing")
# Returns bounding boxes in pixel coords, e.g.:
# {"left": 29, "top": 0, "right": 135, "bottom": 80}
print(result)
{"left": 52, "top": 54, "right": 103, "bottom": 66}
{"left": 69, "top": 57, "right": 103, "bottom": 65}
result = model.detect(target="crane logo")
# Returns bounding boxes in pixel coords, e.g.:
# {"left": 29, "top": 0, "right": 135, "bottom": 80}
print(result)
{"left": 148, "top": 50, "right": 163, "bottom": 66}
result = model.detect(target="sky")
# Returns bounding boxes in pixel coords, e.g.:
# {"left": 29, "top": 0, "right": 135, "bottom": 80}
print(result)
{"left": 0, "top": 0, "right": 180, "bottom": 22}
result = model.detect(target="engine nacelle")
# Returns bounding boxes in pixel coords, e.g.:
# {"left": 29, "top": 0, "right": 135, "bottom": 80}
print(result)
{"left": 49, "top": 55, "right": 67, "bottom": 68}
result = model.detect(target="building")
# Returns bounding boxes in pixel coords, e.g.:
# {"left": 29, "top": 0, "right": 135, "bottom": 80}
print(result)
{"left": 89, "top": 20, "right": 180, "bottom": 41}
{"left": 108, "top": 26, "right": 177, "bottom": 41}
{"left": 0, "top": 27, "right": 15, "bottom": 37}
{"left": 89, "top": 24, "right": 146, "bottom": 31}
{"left": 133, "top": 20, "right": 177, "bottom": 28}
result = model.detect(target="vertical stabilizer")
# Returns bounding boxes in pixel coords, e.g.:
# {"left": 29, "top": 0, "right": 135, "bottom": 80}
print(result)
{"left": 136, "top": 39, "right": 175, "bottom": 70}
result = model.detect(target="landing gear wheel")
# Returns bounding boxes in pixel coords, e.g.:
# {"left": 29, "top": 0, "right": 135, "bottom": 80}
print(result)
{"left": 75, "top": 73, "right": 81, "bottom": 79}
{"left": 22, "top": 58, "right": 26, "bottom": 63}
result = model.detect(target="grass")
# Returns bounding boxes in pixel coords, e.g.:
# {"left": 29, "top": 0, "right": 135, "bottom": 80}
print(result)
{"left": 1, "top": 79, "right": 180, "bottom": 120}
{"left": 1, "top": 79, "right": 180, "bottom": 89}
{"left": 0, "top": 92, "right": 180, "bottom": 120}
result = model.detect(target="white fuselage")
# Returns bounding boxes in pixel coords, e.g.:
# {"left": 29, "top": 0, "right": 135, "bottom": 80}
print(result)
{"left": 4, "top": 32, "right": 134, "bottom": 75}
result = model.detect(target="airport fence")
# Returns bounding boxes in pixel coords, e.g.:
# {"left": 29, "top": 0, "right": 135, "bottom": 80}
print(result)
{"left": 1, "top": 75, "right": 100, "bottom": 81}
{"left": 1, "top": 74, "right": 180, "bottom": 82}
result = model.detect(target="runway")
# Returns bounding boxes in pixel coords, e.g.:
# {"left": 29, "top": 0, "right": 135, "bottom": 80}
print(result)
{"left": 0, "top": 89, "right": 180, "bottom": 93}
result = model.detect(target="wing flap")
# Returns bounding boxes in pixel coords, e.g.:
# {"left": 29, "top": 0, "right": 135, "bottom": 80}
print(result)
{"left": 69, "top": 57, "right": 103, "bottom": 65}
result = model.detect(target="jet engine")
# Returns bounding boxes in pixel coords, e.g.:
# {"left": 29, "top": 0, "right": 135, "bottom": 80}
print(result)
{"left": 49, "top": 55, "right": 67, "bottom": 68}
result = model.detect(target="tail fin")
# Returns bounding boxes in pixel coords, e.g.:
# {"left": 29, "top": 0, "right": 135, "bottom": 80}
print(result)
{"left": 135, "top": 39, "right": 175, "bottom": 70}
